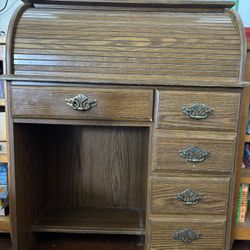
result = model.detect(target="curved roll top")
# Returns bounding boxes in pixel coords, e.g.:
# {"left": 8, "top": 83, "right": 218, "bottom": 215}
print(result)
{"left": 11, "top": 5, "right": 245, "bottom": 86}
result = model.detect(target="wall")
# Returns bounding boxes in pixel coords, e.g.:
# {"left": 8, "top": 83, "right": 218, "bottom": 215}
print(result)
{"left": 0, "top": 0, "right": 23, "bottom": 34}
{"left": 238, "top": 0, "right": 250, "bottom": 27}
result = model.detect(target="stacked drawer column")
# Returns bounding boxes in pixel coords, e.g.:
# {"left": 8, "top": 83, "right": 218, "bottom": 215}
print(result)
{"left": 147, "top": 89, "right": 241, "bottom": 250}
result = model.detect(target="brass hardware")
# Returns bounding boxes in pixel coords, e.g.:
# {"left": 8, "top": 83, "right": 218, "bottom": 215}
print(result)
{"left": 176, "top": 189, "right": 203, "bottom": 205}
{"left": 182, "top": 103, "right": 214, "bottom": 120}
{"left": 179, "top": 146, "right": 209, "bottom": 163}
{"left": 173, "top": 228, "right": 202, "bottom": 244}
{"left": 65, "top": 94, "right": 97, "bottom": 111}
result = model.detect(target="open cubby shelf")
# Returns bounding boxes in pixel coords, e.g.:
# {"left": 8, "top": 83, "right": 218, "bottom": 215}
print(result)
{"left": 14, "top": 123, "right": 148, "bottom": 239}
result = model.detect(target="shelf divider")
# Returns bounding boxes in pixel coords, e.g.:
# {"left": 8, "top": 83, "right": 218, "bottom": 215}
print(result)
{"left": 245, "top": 134, "right": 250, "bottom": 142}
{"left": 234, "top": 203, "right": 250, "bottom": 240}
{"left": 240, "top": 168, "right": 250, "bottom": 183}
{"left": 0, "top": 216, "right": 10, "bottom": 233}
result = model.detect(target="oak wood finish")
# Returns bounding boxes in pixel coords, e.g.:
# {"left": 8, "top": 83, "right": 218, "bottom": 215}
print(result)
{"left": 156, "top": 90, "right": 241, "bottom": 131}
{"left": 4, "top": 1, "right": 248, "bottom": 250}
{"left": 45, "top": 125, "right": 148, "bottom": 209}
{"left": 148, "top": 216, "right": 226, "bottom": 250}
{"left": 10, "top": 123, "right": 148, "bottom": 248}
{"left": 11, "top": 86, "right": 153, "bottom": 121}
{"left": 33, "top": 207, "right": 144, "bottom": 235}
{"left": 149, "top": 177, "right": 230, "bottom": 215}
{"left": 152, "top": 130, "right": 236, "bottom": 174}
{"left": 10, "top": 7, "right": 243, "bottom": 87}
{"left": 11, "top": 123, "right": 47, "bottom": 250}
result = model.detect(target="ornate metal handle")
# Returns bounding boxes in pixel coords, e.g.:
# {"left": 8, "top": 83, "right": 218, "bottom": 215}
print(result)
{"left": 65, "top": 94, "right": 98, "bottom": 111}
{"left": 173, "top": 228, "right": 202, "bottom": 244}
{"left": 179, "top": 146, "right": 209, "bottom": 163}
{"left": 182, "top": 103, "right": 214, "bottom": 120}
{"left": 176, "top": 189, "right": 203, "bottom": 205}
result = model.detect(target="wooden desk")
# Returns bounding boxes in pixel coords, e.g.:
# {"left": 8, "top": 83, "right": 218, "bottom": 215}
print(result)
{"left": 4, "top": 0, "right": 248, "bottom": 249}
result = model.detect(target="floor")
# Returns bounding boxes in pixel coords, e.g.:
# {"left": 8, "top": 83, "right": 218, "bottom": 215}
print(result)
{"left": 0, "top": 233, "right": 250, "bottom": 250}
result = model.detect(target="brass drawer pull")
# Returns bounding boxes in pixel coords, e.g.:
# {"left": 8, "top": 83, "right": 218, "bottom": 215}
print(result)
{"left": 173, "top": 228, "right": 202, "bottom": 244}
{"left": 182, "top": 103, "right": 214, "bottom": 120}
{"left": 176, "top": 189, "right": 203, "bottom": 205}
{"left": 65, "top": 94, "right": 98, "bottom": 111}
{"left": 179, "top": 146, "right": 209, "bottom": 163}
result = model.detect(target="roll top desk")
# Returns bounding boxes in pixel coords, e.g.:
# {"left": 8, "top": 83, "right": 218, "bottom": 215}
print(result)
{"left": 3, "top": 0, "right": 249, "bottom": 249}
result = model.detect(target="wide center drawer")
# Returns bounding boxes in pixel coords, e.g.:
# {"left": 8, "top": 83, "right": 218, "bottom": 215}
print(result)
{"left": 152, "top": 130, "right": 236, "bottom": 174}
{"left": 156, "top": 90, "right": 240, "bottom": 131}
{"left": 10, "top": 86, "right": 153, "bottom": 121}
{"left": 149, "top": 177, "right": 230, "bottom": 215}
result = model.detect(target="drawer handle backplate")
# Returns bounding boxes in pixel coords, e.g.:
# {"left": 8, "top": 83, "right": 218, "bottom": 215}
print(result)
{"left": 179, "top": 146, "right": 209, "bottom": 163}
{"left": 176, "top": 189, "right": 203, "bottom": 205}
{"left": 65, "top": 94, "right": 98, "bottom": 111}
{"left": 173, "top": 228, "right": 202, "bottom": 244}
{"left": 182, "top": 103, "right": 214, "bottom": 120}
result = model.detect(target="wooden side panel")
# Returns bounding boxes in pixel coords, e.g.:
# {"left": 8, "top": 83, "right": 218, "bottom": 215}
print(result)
{"left": 156, "top": 90, "right": 241, "bottom": 131}
{"left": 150, "top": 177, "right": 230, "bottom": 215}
{"left": 12, "top": 124, "right": 47, "bottom": 250}
{"left": 12, "top": 8, "right": 242, "bottom": 86}
{"left": 152, "top": 130, "right": 236, "bottom": 174}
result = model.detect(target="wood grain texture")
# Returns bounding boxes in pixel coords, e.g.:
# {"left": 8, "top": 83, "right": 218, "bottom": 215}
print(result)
{"left": 46, "top": 125, "right": 148, "bottom": 210}
{"left": 33, "top": 207, "right": 144, "bottom": 235}
{"left": 11, "top": 86, "right": 153, "bottom": 121}
{"left": 149, "top": 177, "right": 230, "bottom": 215}
{"left": 152, "top": 130, "right": 236, "bottom": 174}
{"left": 12, "top": 123, "right": 47, "bottom": 250}
{"left": 148, "top": 216, "right": 226, "bottom": 249}
{"left": 156, "top": 89, "right": 241, "bottom": 131}
{"left": 10, "top": 7, "right": 243, "bottom": 87}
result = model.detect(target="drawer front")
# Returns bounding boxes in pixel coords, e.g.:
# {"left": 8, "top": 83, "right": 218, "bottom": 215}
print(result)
{"left": 150, "top": 177, "right": 230, "bottom": 215}
{"left": 148, "top": 217, "right": 226, "bottom": 250}
{"left": 153, "top": 130, "right": 236, "bottom": 173}
{"left": 156, "top": 90, "right": 240, "bottom": 131}
{"left": 11, "top": 86, "right": 153, "bottom": 121}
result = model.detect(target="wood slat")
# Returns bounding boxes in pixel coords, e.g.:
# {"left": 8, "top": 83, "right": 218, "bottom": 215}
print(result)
{"left": 13, "top": 54, "right": 241, "bottom": 65}
{"left": 12, "top": 7, "right": 242, "bottom": 86}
